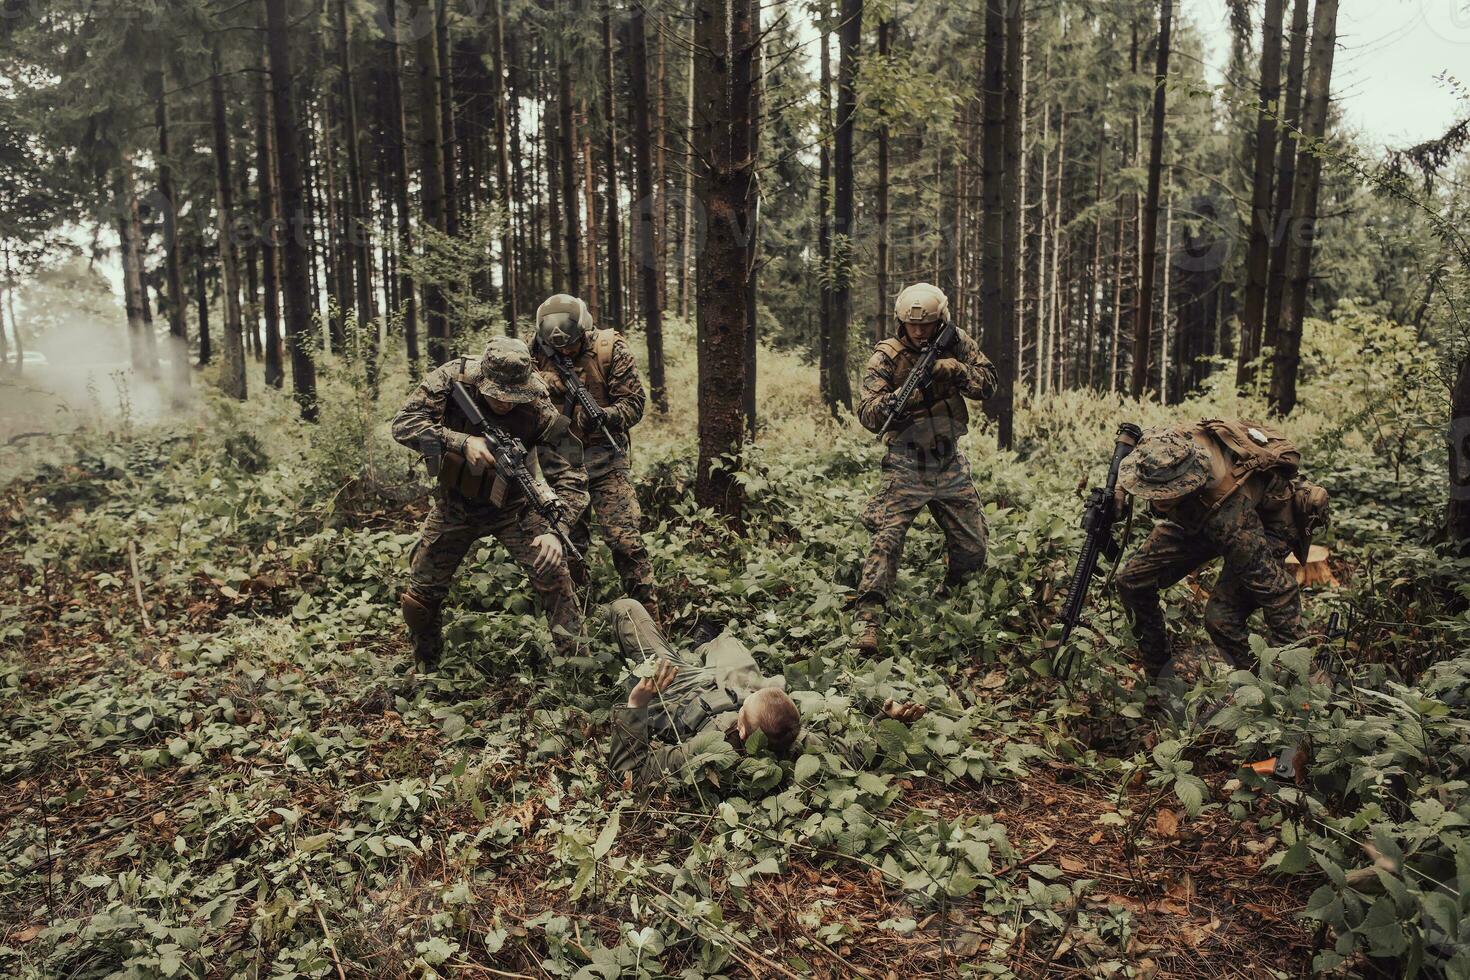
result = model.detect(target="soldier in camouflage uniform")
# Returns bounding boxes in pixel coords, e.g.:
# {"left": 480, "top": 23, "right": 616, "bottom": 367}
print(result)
{"left": 530, "top": 294, "right": 657, "bottom": 617}
{"left": 1115, "top": 423, "right": 1311, "bottom": 679}
{"left": 851, "top": 283, "right": 999, "bottom": 655}
{"left": 604, "top": 598, "right": 929, "bottom": 787}
{"left": 392, "top": 336, "right": 589, "bottom": 669}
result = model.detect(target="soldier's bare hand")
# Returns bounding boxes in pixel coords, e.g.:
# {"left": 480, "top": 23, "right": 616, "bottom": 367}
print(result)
{"left": 882, "top": 698, "right": 927, "bottom": 724}
{"left": 627, "top": 659, "right": 680, "bottom": 708}
{"left": 531, "top": 533, "right": 564, "bottom": 574}
{"left": 464, "top": 436, "right": 496, "bottom": 470}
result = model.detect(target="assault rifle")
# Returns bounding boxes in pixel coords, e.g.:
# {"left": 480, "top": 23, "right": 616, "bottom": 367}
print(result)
{"left": 1052, "top": 422, "right": 1143, "bottom": 681}
{"left": 537, "top": 341, "right": 627, "bottom": 452}
{"left": 449, "top": 380, "right": 584, "bottom": 563}
{"left": 878, "top": 320, "right": 958, "bottom": 436}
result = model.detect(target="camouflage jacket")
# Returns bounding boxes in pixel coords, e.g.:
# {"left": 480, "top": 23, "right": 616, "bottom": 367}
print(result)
{"left": 856, "top": 327, "right": 998, "bottom": 453}
{"left": 391, "top": 357, "right": 589, "bottom": 529}
{"left": 533, "top": 330, "right": 647, "bottom": 452}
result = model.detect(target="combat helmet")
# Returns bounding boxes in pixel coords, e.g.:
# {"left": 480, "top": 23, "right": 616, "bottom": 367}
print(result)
{"left": 893, "top": 282, "right": 949, "bottom": 326}
{"left": 535, "top": 294, "right": 594, "bottom": 351}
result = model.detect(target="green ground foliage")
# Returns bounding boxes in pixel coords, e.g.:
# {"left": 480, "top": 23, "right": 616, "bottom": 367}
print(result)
{"left": 3, "top": 317, "right": 1469, "bottom": 978}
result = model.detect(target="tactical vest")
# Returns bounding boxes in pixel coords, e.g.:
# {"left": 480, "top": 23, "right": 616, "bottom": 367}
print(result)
{"left": 436, "top": 357, "right": 545, "bottom": 506}
{"left": 874, "top": 334, "right": 969, "bottom": 447}
{"left": 545, "top": 329, "right": 618, "bottom": 407}
{"left": 646, "top": 686, "right": 746, "bottom": 745}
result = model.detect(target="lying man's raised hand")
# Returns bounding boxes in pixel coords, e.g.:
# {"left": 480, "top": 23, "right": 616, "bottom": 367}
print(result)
{"left": 628, "top": 659, "right": 680, "bottom": 709}
{"left": 881, "top": 698, "right": 928, "bottom": 724}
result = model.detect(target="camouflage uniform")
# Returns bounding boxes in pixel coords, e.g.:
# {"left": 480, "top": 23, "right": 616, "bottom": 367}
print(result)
{"left": 533, "top": 329, "right": 654, "bottom": 608}
{"left": 1115, "top": 424, "right": 1305, "bottom": 676}
{"left": 853, "top": 323, "right": 998, "bottom": 634}
{"left": 392, "top": 343, "right": 589, "bottom": 664}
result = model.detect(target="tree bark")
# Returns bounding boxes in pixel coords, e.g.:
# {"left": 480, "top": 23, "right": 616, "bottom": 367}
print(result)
{"left": 437, "top": 1, "right": 459, "bottom": 241}
{"left": 993, "top": 0, "right": 1021, "bottom": 448}
{"left": 195, "top": 221, "right": 213, "bottom": 367}
{"left": 210, "top": 45, "right": 247, "bottom": 401}
{"left": 558, "top": 60, "right": 580, "bottom": 295}
{"left": 1263, "top": 0, "right": 1309, "bottom": 360}
{"left": 115, "top": 154, "right": 152, "bottom": 378}
{"left": 693, "top": 0, "right": 755, "bottom": 524}
{"left": 1271, "top": 0, "right": 1338, "bottom": 415}
{"left": 678, "top": 32, "right": 696, "bottom": 322}
{"left": 265, "top": 0, "right": 320, "bottom": 419}
{"left": 981, "top": 0, "right": 1005, "bottom": 425}
{"left": 150, "top": 70, "right": 190, "bottom": 399}
{"left": 255, "top": 49, "right": 285, "bottom": 389}
{"left": 416, "top": 5, "right": 449, "bottom": 364}
{"left": 818, "top": 6, "right": 833, "bottom": 411}
{"left": 874, "top": 11, "right": 891, "bottom": 345}
{"left": 828, "top": 0, "right": 860, "bottom": 412}
{"left": 1129, "top": 0, "right": 1172, "bottom": 399}
{"left": 601, "top": 7, "right": 623, "bottom": 329}
{"left": 629, "top": 5, "right": 667, "bottom": 411}
{"left": 1451, "top": 353, "right": 1470, "bottom": 542}
{"left": 385, "top": 0, "right": 420, "bottom": 361}
{"left": 743, "top": 3, "right": 762, "bottom": 437}
{"left": 335, "top": 0, "right": 376, "bottom": 373}
{"left": 1237, "top": 0, "right": 1285, "bottom": 388}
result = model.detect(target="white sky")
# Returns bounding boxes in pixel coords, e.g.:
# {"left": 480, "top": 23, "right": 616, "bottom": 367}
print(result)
{"left": 1182, "top": 0, "right": 1469, "bottom": 149}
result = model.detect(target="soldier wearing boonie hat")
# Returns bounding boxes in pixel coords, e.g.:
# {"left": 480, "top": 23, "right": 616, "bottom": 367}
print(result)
{"left": 1114, "top": 422, "right": 1309, "bottom": 681}
{"left": 391, "top": 336, "right": 589, "bottom": 673}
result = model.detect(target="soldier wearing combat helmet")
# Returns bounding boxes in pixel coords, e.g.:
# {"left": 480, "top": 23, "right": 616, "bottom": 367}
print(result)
{"left": 530, "top": 294, "right": 657, "bottom": 618}
{"left": 850, "top": 283, "right": 998, "bottom": 655}
{"left": 1114, "top": 420, "right": 1328, "bottom": 680}
{"left": 391, "top": 336, "right": 589, "bottom": 671}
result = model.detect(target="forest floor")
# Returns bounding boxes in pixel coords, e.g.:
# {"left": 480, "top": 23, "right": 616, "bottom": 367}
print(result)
{"left": 1, "top": 323, "right": 1459, "bottom": 978}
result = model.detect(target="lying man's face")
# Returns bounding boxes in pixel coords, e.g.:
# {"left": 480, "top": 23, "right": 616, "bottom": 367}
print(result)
{"left": 735, "top": 688, "right": 801, "bottom": 753}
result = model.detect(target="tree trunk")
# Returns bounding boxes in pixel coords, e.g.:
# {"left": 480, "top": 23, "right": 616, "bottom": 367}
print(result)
{"left": 210, "top": 44, "right": 247, "bottom": 401}
{"left": 385, "top": 0, "right": 420, "bottom": 362}
{"left": 1129, "top": 0, "right": 1171, "bottom": 399}
{"left": 991, "top": 0, "right": 1020, "bottom": 448}
{"left": 678, "top": 33, "right": 696, "bottom": 322}
{"left": 265, "top": 0, "right": 320, "bottom": 419}
{"left": 653, "top": 11, "right": 667, "bottom": 313}
{"left": 1160, "top": 177, "right": 1174, "bottom": 403}
{"left": 1451, "top": 353, "right": 1470, "bottom": 542}
{"left": 255, "top": 48, "right": 284, "bottom": 389}
{"left": 416, "top": 6, "right": 449, "bottom": 364}
{"left": 1271, "top": 0, "right": 1338, "bottom": 415}
{"left": 744, "top": 4, "right": 762, "bottom": 437}
{"left": 335, "top": 0, "right": 376, "bottom": 375}
{"left": 818, "top": 7, "right": 833, "bottom": 411}
{"left": 693, "top": 0, "right": 756, "bottom": 524}
{"left": 437, "top": 2, "right": 458, "bottom": 241}
{"left": 150, "top": 70, "right": 190, "bottom": 399}
{"left": 580, "top": 116, "right": 601, "bottom": 315}
{"left": 1263, "top": 0, "right": 1309, "bottom": 360}
{"left": 874, "top": 11, "right": 891, "bottom": 344}
{"left": 115, "top": 154, "right": 152, "bottom": 378}
{"left": 981, "top": 0, "right": 1005, "bottom": 427}
{"left": 195, "top": 222, "right": 213, "bottom": 367}
{"left": 558, "top": 60, "right": 580, "bottom": 296}
{"left": 1237, "top": 0, "right": 1285, "bottom": 388}
{"left": 629, "top": 5, "right": 667, "bottom": 411}
{"left": 601, "top": 7, "right": 623, "bottom": 329}
{"left": 828, "top": 0, "right": 860, "bottom": 412}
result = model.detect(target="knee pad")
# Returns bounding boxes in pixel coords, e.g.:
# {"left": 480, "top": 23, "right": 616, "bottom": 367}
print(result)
{"left": 400, "top": 591, "right": 440, "bottom": 632}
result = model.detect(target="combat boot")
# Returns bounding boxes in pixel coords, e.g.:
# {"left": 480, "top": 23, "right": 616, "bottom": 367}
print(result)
{"left": 853, "top": 610, "right": 881, "bottom": 656}
{"left": 400, "top": 591, "right": 443, "bottom": 670}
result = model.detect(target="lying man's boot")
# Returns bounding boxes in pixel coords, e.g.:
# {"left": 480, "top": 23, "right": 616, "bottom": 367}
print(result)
{"left": 400, "top": 591, "right": 443, "bottom": 670}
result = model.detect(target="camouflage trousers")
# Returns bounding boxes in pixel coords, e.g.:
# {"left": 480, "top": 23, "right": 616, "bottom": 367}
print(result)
{"left": 406, "top": 493, "right": 582, "bottom": 656}
{"left": 570, "top": 458, "right": 655, "bottom": 603}
{"left": 856, "top": 447, "right": 988, "bottom": 618}
{"left": 1115, "top": 490, "right": 1304, "bottom": 676}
